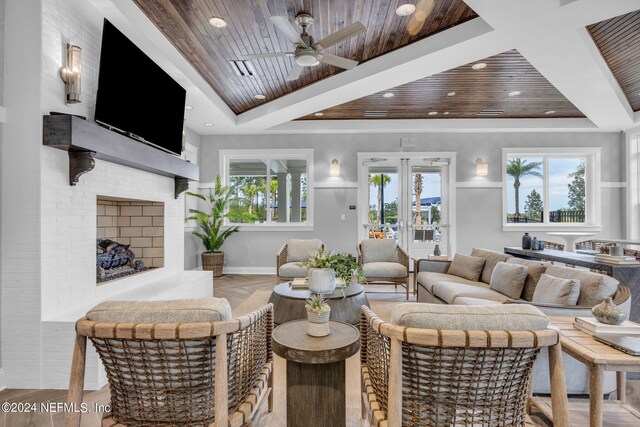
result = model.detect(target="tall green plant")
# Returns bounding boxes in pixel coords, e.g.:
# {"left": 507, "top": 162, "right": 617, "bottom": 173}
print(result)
{"left": 186, "top": 175, "right": 239, "bottom": 252}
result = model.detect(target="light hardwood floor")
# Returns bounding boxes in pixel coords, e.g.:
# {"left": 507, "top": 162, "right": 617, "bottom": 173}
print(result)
{"left": 1, "top": 274, "right": 639, "bottom": 426}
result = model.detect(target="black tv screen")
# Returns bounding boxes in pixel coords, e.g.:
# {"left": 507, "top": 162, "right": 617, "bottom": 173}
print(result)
{"left": 95, "top": 19, "right": 186, "bottom": 155}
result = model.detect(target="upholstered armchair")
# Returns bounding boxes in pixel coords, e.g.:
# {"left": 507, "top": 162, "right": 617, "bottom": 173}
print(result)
{"left": 66, "top": 299, "right": 273, "bottom": 427}
{"left": 357, "top": 239, "right": 410, "bottom": 300}
{"left": 276, "top": 239, "right": 324, "bottom": 281}
{"left": 360, "top": 304, "right": 569, "bottom": 427}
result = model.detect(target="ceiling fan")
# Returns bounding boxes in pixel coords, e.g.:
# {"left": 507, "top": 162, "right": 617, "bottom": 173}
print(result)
{"left": 242, "top": 13, "right": 366, "bottom": 81}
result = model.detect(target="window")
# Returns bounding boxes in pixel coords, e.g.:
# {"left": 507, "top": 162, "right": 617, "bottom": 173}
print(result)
{"left": 502, "top": 148, "right": 600, "bottom": 229}
{"left": 220, "top": 149, "right": 313, "bottom": 230}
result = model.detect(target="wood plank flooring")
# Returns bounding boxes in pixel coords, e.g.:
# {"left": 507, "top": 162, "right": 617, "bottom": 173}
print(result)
{"left": 1, "top": 274, "right": 639, "bottom": 426}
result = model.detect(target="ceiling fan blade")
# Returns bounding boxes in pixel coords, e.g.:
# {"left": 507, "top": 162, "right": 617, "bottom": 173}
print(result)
{"left": 317, "top": 53, "right": 358, "bottom": 70}
{"left": 242, "top": 52, "right": 293, "bottom": 59}
{"left": 312, "top": 22, "right": 366, "bottom": 50}
{"left": 285, "top": 63, "right": 304, "bottom": 81}
{"left": 269, "top": 16, "right": 307, "bottom": 47}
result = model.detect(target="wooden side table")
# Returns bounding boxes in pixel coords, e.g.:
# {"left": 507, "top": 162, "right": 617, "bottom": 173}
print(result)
{"left": 268, "top": 283, "right": 369, "bottom": 325}
{"left": 272, "top": 320, "right": 360, "bottom": 427}
{"left": 531, "top": 316, "right": 640, "bottom": 427}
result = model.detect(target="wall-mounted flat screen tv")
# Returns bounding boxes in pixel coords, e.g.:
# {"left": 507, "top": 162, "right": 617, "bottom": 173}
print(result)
{"left": 95, "top": 19, "right": 186, "bottom": 155}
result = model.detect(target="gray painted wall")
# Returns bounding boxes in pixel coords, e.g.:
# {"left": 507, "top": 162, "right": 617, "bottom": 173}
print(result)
{"left": 188, "top": 131, "right": 625, "bottom": 270}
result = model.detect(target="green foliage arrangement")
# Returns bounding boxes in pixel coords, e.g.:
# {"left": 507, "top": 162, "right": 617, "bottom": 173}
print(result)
{"left": 186, "top": 175, "right": 239, "bottom": 252}
{"left": 305, "top": 294, "right": 330, "bottom": 313}
{"left": 299, "top": 249, "right": 366, "bottom": 285}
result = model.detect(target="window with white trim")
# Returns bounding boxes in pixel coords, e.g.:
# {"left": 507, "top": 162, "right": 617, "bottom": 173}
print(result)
{"left": 220, "top": 149, "right": 313, "bottom": 228}
{"left": 502, "top": 148, "right": 600, "bottom": 228}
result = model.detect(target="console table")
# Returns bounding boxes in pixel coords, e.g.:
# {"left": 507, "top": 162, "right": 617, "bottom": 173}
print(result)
{"left": 504, "top": 247, "right": 640, "bottom": 322}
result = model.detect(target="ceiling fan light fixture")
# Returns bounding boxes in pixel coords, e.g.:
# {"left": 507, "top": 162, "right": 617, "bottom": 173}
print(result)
{"left": 295, "top": 51, "right": 318, "bottom": 67}
{"left": 396, "top": 3, "right": 417, "bottom": 16}
{"left": 208, "top": 17, "right": 227, "bottom": 28}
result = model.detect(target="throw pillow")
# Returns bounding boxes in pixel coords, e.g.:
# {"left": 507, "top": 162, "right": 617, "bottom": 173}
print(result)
{"left": 489, "top": 261, "right": 528, "bottom": 299}
{"left": 470, "top": 248, "right": 512, "bottom": 284}
{"left": 447, "top": 253, "right": 486, "bottom": 282}
{"left": 506, "top": 258, "right": 549, "bottom": 301}
{"left": 532, "top": 274, "right": 581, "bottom": 305}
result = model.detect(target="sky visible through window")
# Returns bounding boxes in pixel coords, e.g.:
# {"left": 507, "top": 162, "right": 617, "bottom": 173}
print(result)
{"left": 506, "top": 157, "right": 585, "bottom": 212}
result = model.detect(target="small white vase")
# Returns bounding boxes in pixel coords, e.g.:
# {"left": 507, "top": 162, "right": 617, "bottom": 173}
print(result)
{"left": 308, "top": 268, "right": 336, "bottom": 294}
{"left": 307, "top": 309, "right": 331, "bottom": 337}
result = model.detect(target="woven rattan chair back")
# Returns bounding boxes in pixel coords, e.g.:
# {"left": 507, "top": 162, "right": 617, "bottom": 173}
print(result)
{"left": 66, "top": 304, "right": 274, "bottom": 427}
{"left": 359, "top": 306, "right": 569, "bottom": 427}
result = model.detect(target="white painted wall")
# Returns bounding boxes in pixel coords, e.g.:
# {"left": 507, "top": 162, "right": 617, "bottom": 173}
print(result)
{"left": 195, "top": 132, "right": 625, "bottom": 270}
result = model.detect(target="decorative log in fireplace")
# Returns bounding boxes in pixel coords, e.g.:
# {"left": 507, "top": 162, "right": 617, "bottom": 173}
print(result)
{"left": 97, "top": 239, "right": 147, "bottom": 282}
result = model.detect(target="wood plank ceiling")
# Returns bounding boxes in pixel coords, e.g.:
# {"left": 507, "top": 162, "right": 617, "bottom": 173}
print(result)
{"left": 132, "top": 0, "right": 477, "bottom": 114}
{"left": 298, "top": 49, "right": 585, "bottom": 120}
{"left": 588, "top": 10, "right": 640, "bottom": 112}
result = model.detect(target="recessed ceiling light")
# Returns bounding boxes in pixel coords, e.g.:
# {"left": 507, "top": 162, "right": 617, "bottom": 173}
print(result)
{"left": 443, "top": 111, "right": 450, "bottom": 115}
{"left": 471, "top": 62, "right": 487, "bottom": 70}
{"left": 204, "top": 123, "right": 214, "bottom": 127}
{"left": 545, "top": 110, "right": 556, "bottom": 115}
{"left": 185, "top": 105, "right": 193, "bottom": 110}
{"left": 396, "top": 3, "right": 417, "bottom": 16}
{"left": 508, "top": 91, "right": 521, "bottom": 97}
{"left": 383, "top": 92, "right": 395, "bottom": 98}
{"left": 428, "top": 111, "right": 438, "bottom": 116}
{"left": 255, "top": 94, "right": 266, "bottom": 100}
{"left": 209, "top": 17, "right": 227, "bottom": 28}
{"left": 314, "top": 112, "right": 324, "bottom": 116}
{"left": 447, "top": 91, "right": 456, "bottom": 97}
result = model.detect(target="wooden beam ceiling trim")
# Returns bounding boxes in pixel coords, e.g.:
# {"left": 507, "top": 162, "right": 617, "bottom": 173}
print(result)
{"left": 298, "top": 50, "right": 585, "bottom": 120}
{"left": 588, "top": 10, "right": 640, "bottom": 112}
{"left": 132, "top": 0, "right": 477, "bottom": 114}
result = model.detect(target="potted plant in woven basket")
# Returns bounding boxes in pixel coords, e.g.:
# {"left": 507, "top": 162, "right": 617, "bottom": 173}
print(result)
{"left": 305, "top": 294, "right": 331, "bottom": 337}
{"left": 186, "top": 175, "right": 239, "bottom": 277}
{"left": 299, "top": 249, "right": 365, "bottom": 294}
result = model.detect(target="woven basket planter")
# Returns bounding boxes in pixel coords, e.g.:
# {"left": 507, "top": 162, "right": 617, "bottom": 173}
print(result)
{"left": 202, "top": 251, "right": 224, "bottom": 277}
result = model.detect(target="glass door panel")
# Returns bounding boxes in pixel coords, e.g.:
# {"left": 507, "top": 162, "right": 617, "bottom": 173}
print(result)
{"left": 366, "top": 163, "right": 401, "bottom": 242}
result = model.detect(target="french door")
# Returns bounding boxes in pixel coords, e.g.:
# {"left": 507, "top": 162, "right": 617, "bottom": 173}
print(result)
{"left": 357, "top": 153, "right": 456, "bottom": 260}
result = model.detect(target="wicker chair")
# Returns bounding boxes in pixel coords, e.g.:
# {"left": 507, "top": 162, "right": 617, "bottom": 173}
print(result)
{"left": 276, "top": 239, "right": 325, "bottom": 282}
{"left": 66, "top": 301, "right": 274, "bottom": 427}
{"left": 357, "top": 239, "right": 410, "bottom": 300}
{"left": 360, "top": 305, "right": 569, "bottom": 427}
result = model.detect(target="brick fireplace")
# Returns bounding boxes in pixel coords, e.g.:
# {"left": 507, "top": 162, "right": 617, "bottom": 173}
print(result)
{"left": 97, "top": 197, "right": 165, "bottom": 282}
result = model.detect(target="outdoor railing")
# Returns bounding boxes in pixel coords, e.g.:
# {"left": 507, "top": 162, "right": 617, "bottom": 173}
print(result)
{"left": 549, "top": 210, "right": 585, "bottom": 223}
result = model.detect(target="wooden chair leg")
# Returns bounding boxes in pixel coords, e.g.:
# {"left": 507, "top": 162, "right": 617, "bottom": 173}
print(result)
{"left": 548, "top": 342, "right": 569, "bottom": 427}
{"left": 66, "top": 334, "right": 87, "bottom": 427}
{"left": 267, "top": 371, "right": 273, "bottom": 412}
{"left": 215, "top": 333, "right": 229, "bottom": 427}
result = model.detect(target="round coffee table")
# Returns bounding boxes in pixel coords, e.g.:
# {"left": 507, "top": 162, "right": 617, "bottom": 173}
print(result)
{"left": 268, "top": 283, "right": 369, "bottom": 325}
{"left": 272, "top": 320, "right": 360, "bottom": 427}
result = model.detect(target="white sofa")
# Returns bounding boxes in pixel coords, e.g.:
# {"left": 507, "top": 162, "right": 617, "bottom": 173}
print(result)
{"left": 415, "top": 248, "right": 631, "bottom": 395}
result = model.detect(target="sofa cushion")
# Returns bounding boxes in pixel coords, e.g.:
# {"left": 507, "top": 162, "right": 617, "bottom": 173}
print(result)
{"left": 361, "top": 239, "right": 398, "bottom": 263}
{"left": 391, "top": 303, "right": 549, "bottom": 330}
{"left": 363, "top": 262, "right": 407, "bottom": 278}
{"left": 506, "top": 258, "right": 550, "bottom": 301}
{"left": 454, "top": 297, "right": 504, "bottom": 306}
{"left": 86, "top": 298, "right": 232, "bottom": 323}
{"left": 470, "top": 248, "right": 512, "bottom": 284}
{"left": 432, "top": 282, "right": 509, "bottom": 305}
{"left": 532, "top": 274, "right": 581, "bottom": 305}
{"left": 447, "top": 253, "right": 486, "bottom": 282}
{"left": 287, "top": 239, "right": 323, "bottom": 262}
{"left": 489, "top": 261, "right": 528, "bottom": 299}
{"left": 279, "top": 262, "right": 308, "bottom": 278}
{"left": 416, "top": 272, "right": 482, "bottom": 295}
{"left": 544, "top": 265, "right": 618, "bottom": 306}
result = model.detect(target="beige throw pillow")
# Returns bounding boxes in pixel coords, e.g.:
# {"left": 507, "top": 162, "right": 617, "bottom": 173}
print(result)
{"left": 489, "top": 261, "right": 528, "bottom": 299}
{"left": 447, "top": 254, "right": 486, "bottom": 282}
{"left": 470, "top": 248, "right": 512, "bottom": 284}
{"left": 532, "top": 274, "right": 581, "bottom": 305}
{"left": 506, "top": 258, "right": 549, "bottom": 301}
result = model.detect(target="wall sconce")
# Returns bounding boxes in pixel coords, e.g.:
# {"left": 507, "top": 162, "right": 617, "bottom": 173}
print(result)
{"left": 59, "top": 44, "right": 82, "bottom": 104}
{"left": 476, "top": 158, "right": 488, "bottom": 176}
{"left": 330, "top": 159, "right": 340, "bottom": 177}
